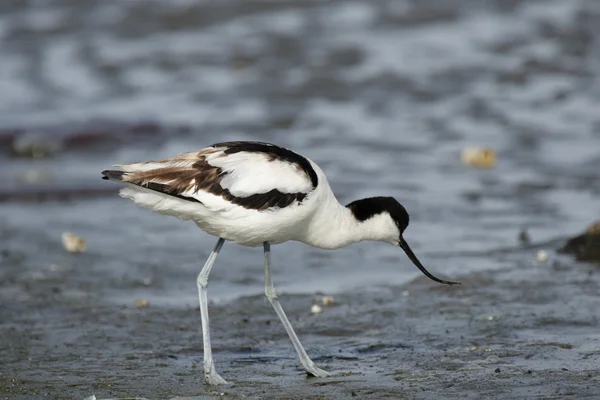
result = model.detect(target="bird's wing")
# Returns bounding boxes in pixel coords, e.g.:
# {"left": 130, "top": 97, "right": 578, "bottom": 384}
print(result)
{"left": 109, "top": 141, "right": 318, "bottom": 210}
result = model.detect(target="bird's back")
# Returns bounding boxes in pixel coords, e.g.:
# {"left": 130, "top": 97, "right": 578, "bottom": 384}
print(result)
{"left": 102, "top": 141, "right": 326, "bottom": 246}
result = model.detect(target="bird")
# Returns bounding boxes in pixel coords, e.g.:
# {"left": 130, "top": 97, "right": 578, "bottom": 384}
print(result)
{"left": 101, "top": 140, "right": 459, "bottom": 385}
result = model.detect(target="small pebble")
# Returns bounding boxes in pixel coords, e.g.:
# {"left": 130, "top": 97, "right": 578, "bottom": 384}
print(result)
{"left": 61, "top": 232, "right": 87, "bottom": 253}
{"left": 460, "top": 146, "right": 497, "bottom": 169}
{"left": 536, "top": 250, "right": 549, "bottom": 263}
{"left": 134, "top": 299, "right": 150, "bottom": 308}
{"left": 311, "top": 304, "right": 323, "bottom": 314}
{"left": 321, "top": 295, "right": 334, "bottom": 306}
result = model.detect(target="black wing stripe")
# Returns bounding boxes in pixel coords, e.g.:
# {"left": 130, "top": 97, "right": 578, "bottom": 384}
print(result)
{"left": 102, "top": 151, "right": 310, "bottom": 210}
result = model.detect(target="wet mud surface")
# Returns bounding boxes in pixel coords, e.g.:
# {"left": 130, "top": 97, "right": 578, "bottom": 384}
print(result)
{"left": 2, "top": 0, "right": 600, "bottom": 398}
{"left": 1, "top": 244, "right": 600, "bottom": 399}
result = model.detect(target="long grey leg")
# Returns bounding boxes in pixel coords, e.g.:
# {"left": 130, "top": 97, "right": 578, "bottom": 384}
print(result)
{"left": 196, "top": 238, "right": 227, "bottom": 385}
{"left": 263, "top": 242, "right": 330, "bottom": 378}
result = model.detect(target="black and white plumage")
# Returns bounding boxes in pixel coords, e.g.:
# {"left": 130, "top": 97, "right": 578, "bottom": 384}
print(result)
{"left": 102, "top": 141, "right": 459, "bottom": 385}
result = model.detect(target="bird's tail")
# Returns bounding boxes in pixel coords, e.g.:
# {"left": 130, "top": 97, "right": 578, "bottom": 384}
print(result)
{"left": 101, "top": 170, "right": 126, "bottom": 181}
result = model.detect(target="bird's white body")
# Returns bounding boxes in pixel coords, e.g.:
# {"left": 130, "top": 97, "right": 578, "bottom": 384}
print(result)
{"left": 118, "top": 147, "right": 398, "bottom": 249}
{"left": 102, "top": 141, "right": 457, "bottom": 385}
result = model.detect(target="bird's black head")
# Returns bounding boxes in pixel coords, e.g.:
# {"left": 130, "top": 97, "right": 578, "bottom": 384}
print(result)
{"left": 346, "top": 196, "right": 459, "bottom": 286}
{"left": 346, "top": 196, "right": 409, "bottom": 233}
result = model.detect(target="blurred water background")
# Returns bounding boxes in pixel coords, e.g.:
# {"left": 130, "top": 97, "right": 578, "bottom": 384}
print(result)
{"left": 1, "top": 0, "right": 600, "bottom": 307}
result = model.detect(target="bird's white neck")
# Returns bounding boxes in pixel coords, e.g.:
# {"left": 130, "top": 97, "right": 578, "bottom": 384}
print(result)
{"left": 298, "top": 192, "right": 397, "bottom": 250}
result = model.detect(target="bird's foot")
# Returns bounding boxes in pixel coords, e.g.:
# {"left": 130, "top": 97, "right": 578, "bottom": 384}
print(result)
{"left": 303, "top": 362, "right": 330, "bottom": 378}
{"left": 205, "top": 367, "right": 228, "bottom": 385}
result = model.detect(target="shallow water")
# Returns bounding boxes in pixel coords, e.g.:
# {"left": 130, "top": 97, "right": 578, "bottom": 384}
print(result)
{"left": 1, "top": 0, "right": 600, "bottom": 399}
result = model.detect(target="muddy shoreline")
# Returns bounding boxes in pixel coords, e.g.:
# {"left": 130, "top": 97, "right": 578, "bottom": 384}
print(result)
{"left": 2, "top": 241, "right": 599, "bottom": 399}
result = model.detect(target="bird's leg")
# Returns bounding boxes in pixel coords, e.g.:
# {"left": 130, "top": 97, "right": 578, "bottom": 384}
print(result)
{"left": 263, "top": 242, "right": 330, "bottom": 378}
{"left": 196, "top": 237, "right": 227, "bottom": 385}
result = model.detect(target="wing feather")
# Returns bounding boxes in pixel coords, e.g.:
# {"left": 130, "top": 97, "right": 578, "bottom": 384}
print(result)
{"left": 108, "top": 142, "right": 317, "bottom": 211}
